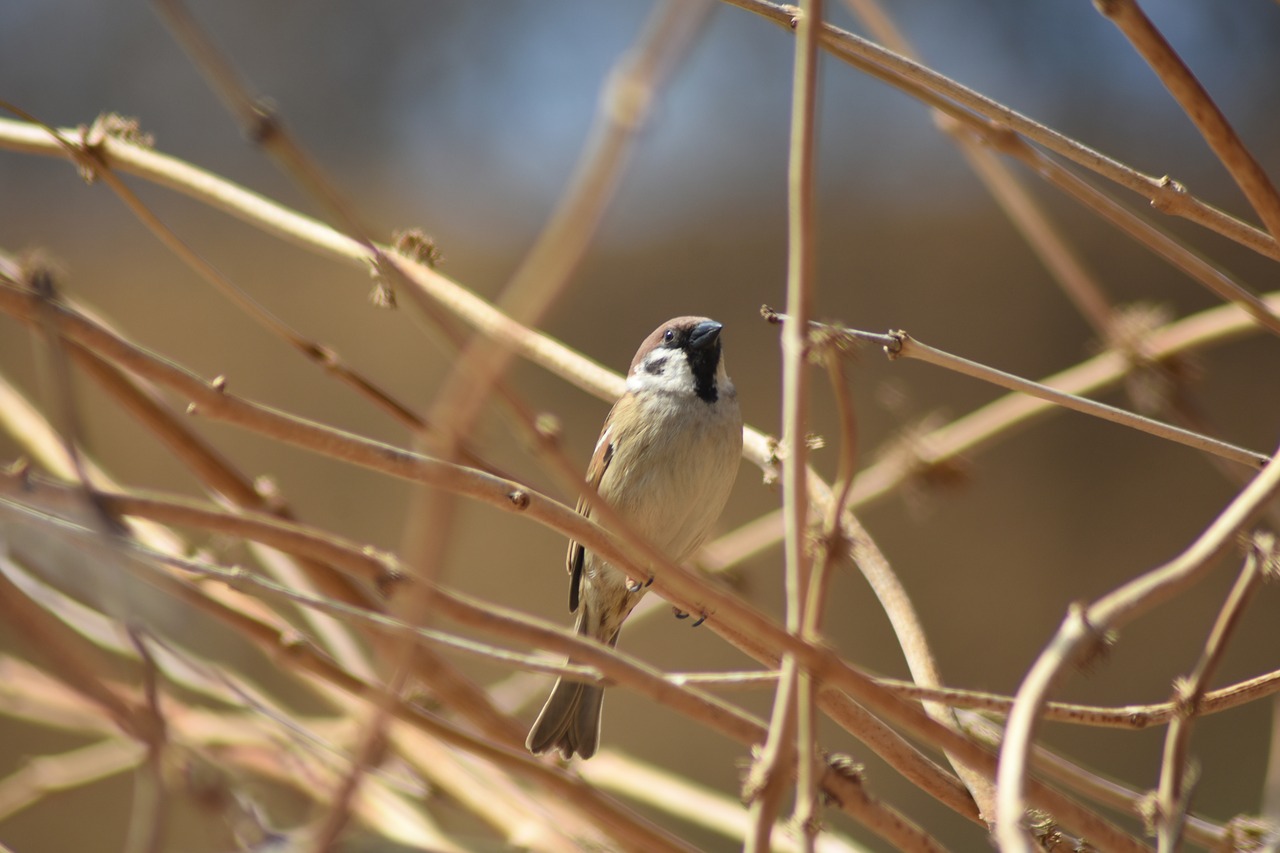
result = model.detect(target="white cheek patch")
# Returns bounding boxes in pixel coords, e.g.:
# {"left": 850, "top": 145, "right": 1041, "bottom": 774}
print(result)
{"left": 627, "top": 350, "right": 694, "bottom": 396}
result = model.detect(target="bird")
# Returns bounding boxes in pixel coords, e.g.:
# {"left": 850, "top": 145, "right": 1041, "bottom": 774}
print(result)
{"left": 526, "top": 316, "right": 743, "bottom": 760}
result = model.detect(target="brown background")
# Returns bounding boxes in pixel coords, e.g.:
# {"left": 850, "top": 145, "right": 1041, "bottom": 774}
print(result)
{"left": 3, "top": 1, "right": 1280, "bottom": 850}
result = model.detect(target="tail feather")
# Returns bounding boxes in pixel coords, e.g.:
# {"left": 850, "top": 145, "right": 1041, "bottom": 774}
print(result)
{"left": 526, "top": 605, "right": 616, "bottom": 760}
{"left": 526, "top": 678, "right": 604, "bottom": 759}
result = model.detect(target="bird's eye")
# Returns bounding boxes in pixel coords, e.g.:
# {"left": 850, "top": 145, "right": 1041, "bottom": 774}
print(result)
{"left": 663, "top": 329, "right": 675, "bottom": 343}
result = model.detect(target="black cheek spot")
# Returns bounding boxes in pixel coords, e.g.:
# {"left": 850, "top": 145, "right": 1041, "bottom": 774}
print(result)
{"left": 645, "top": 359, "right": 665, "bottom": 376}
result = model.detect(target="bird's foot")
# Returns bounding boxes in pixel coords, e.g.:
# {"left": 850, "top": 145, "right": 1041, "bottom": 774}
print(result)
{"left": 672, "top": 606, "right": 708, "bottom": 627}
{"left": 626, "top": 575, "right": 655, "bottom": 593}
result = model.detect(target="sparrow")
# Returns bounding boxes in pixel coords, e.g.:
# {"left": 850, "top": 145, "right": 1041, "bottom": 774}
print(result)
{"left": 526, "top": 316, "right": 743, "bottom": 760}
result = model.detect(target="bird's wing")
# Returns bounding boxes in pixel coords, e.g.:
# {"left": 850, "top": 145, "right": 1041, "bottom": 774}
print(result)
{"left": 567, "top": 423, "right": 615, "bottom": 612}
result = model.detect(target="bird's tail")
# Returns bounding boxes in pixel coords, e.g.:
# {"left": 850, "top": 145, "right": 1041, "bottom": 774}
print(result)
{"left": 526, "top": 606, "right": 614, "bottom": 760}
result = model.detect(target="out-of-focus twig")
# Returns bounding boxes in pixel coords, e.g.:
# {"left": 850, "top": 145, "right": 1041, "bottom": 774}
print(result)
{"left": 0, "top": 262, "right": 1143, "bottom": 849}
{"left": 582, "top": 751, "right": 871, "bottom": 853}
{"left": 4, "top": 474, "right": 953, "bottom": 845}
{"left": 0, "top": 739, "right": 144, "bottom": 823}
{"left": 426, "top": 0, "right": 713, "bottom": 447}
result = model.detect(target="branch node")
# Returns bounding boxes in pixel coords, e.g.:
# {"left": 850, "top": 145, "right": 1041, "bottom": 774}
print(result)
{"left": 825, "top": 753, "right": 863, "bottom": 788}
{"left": 1107, "top": 302, "right": 1192, "bottom": 415}
{"left": 4, "top": 457, "right": 33, "bottom": 489}
{"left": 245, "top": 97, "right": 282, "bottom": 146}
{"left": 875, "top": 416, "right": 972, "bottom": 494}
{"left": 740, "top": 745, "right": 773, "bottom": 805}
{"left": 882, "top": 330, "right": 907, "bottom": 359}
{"left": 806, "top": 319, "right": 862, "bottom": 364}
{"left": 210, "top": 374, "right": 228, "bottom": 393}
{"left": 276, "top": 628, "right": 309, "bottom": 659}
{"left": 533, "top": 412, "right": 562, "bottom": 451}
{"left": 253, "top": 476, "right": 288, "bottom": 514}
{"left": 1150, "top": 174, "right": 1189, "bottom": 213}
{"left": 363, "top": 546, "right": 409, "bottom": 596}
{"left": 1171, "top": 676, "right": 1198, "bottom": 718}
{"left": 1222, "top": 814, "right": 1280, "bottom": 851}
{"left": 1137, "top": 789, "right": 1159, "bottom": 835}
{"left": 76, "top": 113, "right": 153, "bottom": 184}
{"left": 506, "top": 489, "right": 530, "bottom": 511}
{"left": 1245, "top": 530, "right": 1280, "bottom": 581}
{"left": 1065, "top": 600, "right": 1115, "bottom": 674}
{"left": 603, "top": 63, "right": 653, "bottom": 131}
{"left": 392, "top": 228, "right": 443, "bottom": 269}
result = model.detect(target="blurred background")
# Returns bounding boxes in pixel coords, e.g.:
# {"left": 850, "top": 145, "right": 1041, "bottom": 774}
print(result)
{"left": 3, "top": 1, "right": 1280, "bottom": 850}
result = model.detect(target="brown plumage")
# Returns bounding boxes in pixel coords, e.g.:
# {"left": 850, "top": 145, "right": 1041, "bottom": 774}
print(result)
{"left": 526, "top": 317, "right": 742, "bottom": 760}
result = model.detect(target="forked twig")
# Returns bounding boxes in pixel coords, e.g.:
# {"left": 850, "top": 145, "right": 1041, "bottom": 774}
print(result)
{"left": 996, "top": 446, "right": 1280, "bottom": 850}
{"left": 1154, "top": 533, "right": 1275, "bottom": 850}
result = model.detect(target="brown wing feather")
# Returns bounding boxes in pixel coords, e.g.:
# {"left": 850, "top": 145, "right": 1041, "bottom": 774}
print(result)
{"left": 568, "top": 423, "right": 615, "bottom": 612}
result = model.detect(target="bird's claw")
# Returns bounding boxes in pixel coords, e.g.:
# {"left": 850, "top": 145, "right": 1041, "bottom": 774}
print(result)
{"left": 671, "top": 607, "right": 708, "bottom": 627}
{"left": 627, "top": 575, "right": 655, "bottom": 593}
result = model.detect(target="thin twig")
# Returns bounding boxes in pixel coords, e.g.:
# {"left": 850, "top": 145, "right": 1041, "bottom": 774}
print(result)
{"left": 849, "top": 291, "right": 1280, "bottom": 510}
{"left": 0, "top": 276, "right": 987, "bottom": 845}
{"left": 3, "top": 482, "right": 769, "bottom": 746}
{"left": 748, "top": 0, "right": 824, "bottom": 849}
{"left": 1154, "top": 533, "right": 1273, "bottom": 851}
{"left": 15, "top": 509, "right": 699, "bottom": 853}
{"left": 960, "top": 712, "right": 1228, "bottom": 849}
{"left": 7, "top": 493, "right": 946, "bottom": 851}
{"left": 0, "top": 272, "right": 1134, "bottom": 848}
{"left": 0, "top": 740, "right": 144, "bottom": 823}
{"left": 764, "top": 311, "right": 1268, "bottom": 470}
{"left": 719, "top": 0, "right": 1280, "bottom": 261}
{"left": 121, "top": 630, "right": 169, "bottom": 853}
{"left": 890, "top": 330, "right": 1266, "bottom": 468}
{"left": 1095, "top": 0, "right": 1280, "bottom": 243}
{"left": 426, "top": 0, "right": 713, "bottom": 448}
{"left": 150, "top": 0, "right": 387, "bottom": 264}
{"left": 793, "top": 351, "right": 858, "bottom": 844}
{"left": 581, "top": 751, "right": 868, "bottom": 853}
{"left": 972, "top": 123, "right": 1280, "bottom": 337}
{"left": 8, "top": 474, "right": 958, "bottom": 848}
{"left": 996, "top": 443, "right": 1280, "bottom": 851}
{"left": 0, "top": 103, "right": 429, "bottom": 434}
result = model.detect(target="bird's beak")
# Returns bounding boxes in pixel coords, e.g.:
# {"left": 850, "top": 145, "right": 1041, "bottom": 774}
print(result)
{"left": 688, "top": 320, "right": 723, "bottom": 351}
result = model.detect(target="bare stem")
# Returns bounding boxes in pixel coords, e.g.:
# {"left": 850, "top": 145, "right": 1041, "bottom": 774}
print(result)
{"left": 996, "top": 444, "right": 1280, "bottom": 850}
{"left": 1095, "top": 0, "right": 1280, "bottom": 243}
{"left": 749, "top": 0, "right": 823, "bottom": 849}
{"left": 720, "top": 0, "right": 1280, "bottom": 260}
{"left": 764, "top": 312, "right": 1268, "bottom": 470}
{"left": 1154, "top": 533, "right": 1271, "bottom": 851}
